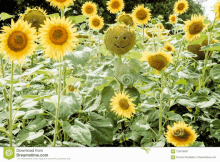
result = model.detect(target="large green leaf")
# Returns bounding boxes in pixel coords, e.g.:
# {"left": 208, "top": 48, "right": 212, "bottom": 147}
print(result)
{"left": 68, "top": 15, "right": 87, "bottom": 24}
{"left": 210, "top": 64, "right": 220, "bottom": 83}
{"left": 0, "top": 12, "right": 14, "bottom": 21}
{"left": 65, "top": 46, "right": 91, "bottom": 66}
{"left": 101, "top": 86, "right": 115, "bottom": 112}
{"left": 201, "top": 43, "right": 220, "bottom": 51}
{"left": 26, "top": 115, "right": 47, "bottom": 131}
{"left": 63, "top": 120, "right": 91, "bottom": 146}
{"left": 88, "top": 112, "right": 113, "bottom": 145}
{"left": 124, "top": 87, "right": 140, "bottom": 106}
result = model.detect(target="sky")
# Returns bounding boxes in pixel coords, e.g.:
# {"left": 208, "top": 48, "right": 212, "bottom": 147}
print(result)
{"left": 199, "top": 0, "right": 218, "bottom": 21}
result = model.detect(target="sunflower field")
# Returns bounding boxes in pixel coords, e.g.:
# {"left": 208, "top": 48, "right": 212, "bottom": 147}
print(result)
{"left": 0, "top": 0, "right": 220, "bottom": 148}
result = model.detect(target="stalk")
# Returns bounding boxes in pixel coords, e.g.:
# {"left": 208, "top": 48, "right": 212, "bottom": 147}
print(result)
{"left": 0, "top": 55, "right": 7, "bottom": 105}
{"left": 143, "top": 24, "right": 145, "bottom": 44}
{"left": 159, "top": 70, "right": 164, "bottom": 136}
{"left": 174, "top": 38, "right": 184, "bottom": 70}
{"left": 9, "top": 61, "right": 14, "bottom": 147}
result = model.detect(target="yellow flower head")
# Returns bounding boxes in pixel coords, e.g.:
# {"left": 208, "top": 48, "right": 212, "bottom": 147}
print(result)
{"left": 132, "top": 4, "right": 151, "bottom": 25}
{"left": 110, "top": 91, "right": 136, "bottom": 118}
{"left": 141, "top": 49, "right": 173, "bottom": 70}
{"left": 0, "top": 19, "right": 37, "bottom": 63}
{"left": 89, "top": 15, "right": 104, "bottom": 30}
{"left": 117, "top": 12, "right": 136, "bottom": 27}
{"left": 169, "top": 14, "right": 177, "bottom": 24}
{"left": 184, "top": 14, "right": 208, "bottom": 41}
{"left": 38, "top": 16, "right": 78, "bottom": 60}
{"left": 20, "top": 7, "right": 47, "bottom": 32}
{"left": 165, "top": 121, "right": 197, "bottom": 146}
{"left": 46, "top": 0, "right": 75, "bottom": 9}
{"left": 214, "top": 0, "right": 220, "bottom": 20}
{"left": 163, "top": 42, "right": 175, "bottom": 52}
{"left": 66, "top": 85, "right": 75, "bottom": 94}
{"left": 104, "top": 24, "right": 136, "bottom": 55}
{"left": 174, "top": 0, "right": 189, "bottom": 15}
{"left": 144, "top": 28, "right": 157, "bottom": 38}
{"left": 155, "top": 23, "right": 164, "bottom": 30}
{"left": 107, "top": 0, "right": 125, "bottom": 14}
{"left": 81, "top": 1, "right": 97, "bottom": 17}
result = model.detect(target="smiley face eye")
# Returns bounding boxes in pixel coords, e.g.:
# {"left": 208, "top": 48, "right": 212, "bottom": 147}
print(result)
{"left": 123, "top": 37, "right": 126, "bottom": 39}
{"left": 115, "top": 37, "right": 118, "bottom": 39}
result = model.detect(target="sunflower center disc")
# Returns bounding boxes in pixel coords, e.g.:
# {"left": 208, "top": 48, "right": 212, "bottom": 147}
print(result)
{"left": 167, "top": 47, "right": 171, "bottom": 51}
{"left": 149, "top": 54, "right": 168, "bottom": 70}
{"left": 137, "top": 10, "right": 147, "bottom": 20}
{"left": 49, "top": 26, "right": 68, "bottom": 45}
{"left": 8, "top": 31, "right": 27, "bottom": 52}
{"left": 86, "top": 6, "right": 93, "bottom": 14}
{"left": 119, "top": 15, "right": 133, "bottom": 26}
{"left": 56, "top": 0, "right": 67, "bottom": 2}
{"left": 92, "top": 19, "right": 100, "bottom": 26}
{"left": 189, "top": 22, "right": 203, "bottom": 35}
{"left": 177, "top": 3, "right": 185, "bottom": 10}
{"left": 119, "top": 98, "right": 129, "bottom": 110}
{"left": 24, "top": 10, "right": 45, "bottom": 31}
{"left": 171, "top": 17, "right": 175, "bottom": 22}
{"left": 112, "top": 2, "right": 119, "bottom": 9}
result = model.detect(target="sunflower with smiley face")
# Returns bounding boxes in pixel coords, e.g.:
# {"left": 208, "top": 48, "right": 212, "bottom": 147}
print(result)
{"left": 104, "top": 24, "right": 136, "bottom": 55}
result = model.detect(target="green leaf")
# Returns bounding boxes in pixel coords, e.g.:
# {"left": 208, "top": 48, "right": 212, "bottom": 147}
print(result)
{"left": 201, "top": 43, "right": 220, "bottom": 51}
{"left": 176, "top": 79, "right": 187, "bottom": 85}
{"left": 23, "top": 110, "right": 44, "bottom": 119}
{"left": 180, "top": 51, "right": 197, "bottom": 58}
{"left": 127, "top": 51, "right": 142, "bottom": 60}
{"left": 177, "top": 99, "right": 197, "bottom": 108}
{"left": 68, "top": 15, "right": 87, "bottom": 24}
{"left": 65, "top": 46, "right": 91, "bottom": 66}
{"left": 197, "top": 98, "right": 216, "bottom": 108}
{"left": 66, "top": 77, "right": 84, "bottom": 85}
{"left": 210, "top": 64, "right": 220, "bottom": 83}
{"left": 16, "top": 128, "right": 44, "bottom": 146}
{"left": 172, "top": 33, "right": 183, "bottom": 40}
{"left": 124, "top": 87, "right": 140, "bottom": 106}
{"left": 99, "top": 45, "right": 110, "bottom": 56}
{"left": 0, "top": 12, "right": 14, "bottom": 21}
{"left": 83, "top": 95, "right": 101, "bottom": 112}
{"left": 212, "top": 119, "right": 220, "bottom": 128}
{"left": 166, "top": 112, "right": 183, "bottom": 121}
{"left": 88, "top": 112, "right": 113, "bottom": 145}
{"left": 45, "top": 13, "right": 59, "bottom": 19}
{"left": 101, "top": 86, "right": 115, "bottom": 112}
{"left": 63, "top": 120, "right": 91, "bottom": 146}
{"left": 189, "top": 141, "right": 205, "bottom": 147}
{"left": 130, "top": 117, "right": 151, "bottom": 133}
{"left": 189, "top": 37, "right": 205, "bottom": 45}
{"left": 139, "top": 83, "right": 156, "bottom": 91}
{"left": 27, "top": 115, "right": 47, "bottom": 131}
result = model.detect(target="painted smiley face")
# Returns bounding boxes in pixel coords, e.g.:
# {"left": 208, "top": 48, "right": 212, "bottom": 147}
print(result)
{"left": 104, "top": 25, "right": 136, "bottom": 55}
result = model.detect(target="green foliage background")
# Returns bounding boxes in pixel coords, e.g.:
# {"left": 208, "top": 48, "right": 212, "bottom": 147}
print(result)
{"left": 0, "top": 0, "right": 204, "bottom": 30}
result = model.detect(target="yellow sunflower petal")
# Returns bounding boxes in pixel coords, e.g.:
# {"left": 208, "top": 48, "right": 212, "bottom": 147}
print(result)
{"left": 174, "top": 0, "right": 189, "bottom": 15}
{"left": 107, "top": 0, "right": 125, "bottom": 14}
{"left": 46, "top": 0, "right": 75, "bottom": 9}
{"left": 132, "top": 4, "right": 151, "bottom": 25}
{"left": 81, "top": 1, "right": 97, "bottom": 17}
{"left": 89, "top": 15, "right": 104, "bottom": 30}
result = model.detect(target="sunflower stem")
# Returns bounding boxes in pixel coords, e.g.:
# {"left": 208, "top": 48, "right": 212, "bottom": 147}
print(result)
{"left": 143, "top": 24, "right": 145, "bottom": 44}
{"left": 9, "top": 61, "right": 14, "bottom": 147}
{"left": 159, "top": 70, "right": 164, "bottom": 136}
{"left": 53, "top": 55, "right": 62, "bottom": 147}
{"left": 174, "top": 38, "right": 184, "bottom": 70}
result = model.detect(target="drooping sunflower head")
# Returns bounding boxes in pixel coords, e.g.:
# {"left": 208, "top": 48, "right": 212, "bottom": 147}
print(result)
{"left": 169, "top": 14, "right": 177, "bottom": 24}
{"left": 144, "top": 28, "right": 157, "bottom": 38}
{"left": 66, "top": 85, "right": 75, "bottom": 94}
{"left": 141, "top": 49, "right": 173, "bottom": 70}
{"left": 155, "top": 23, "right": 164, "bottom": 30}
{"left": 214, "top": 0, "right": 220, "bottom": 20}
{"left": 21, "top": 7, "right": 47, "bottom": 32}
{"left": 107, "top": 0, "right": 125, "bottom": 14}
{"left": 110, "top": 91, "right": 136, "bottom": 118}
{"left": 165, "top": 121, "right": 197, "bottom": 146}
{"left": 117, "top": 12, "right": 136, "bottom": 27}
{"left": 104, "top": 24, "right": 136, "bottom": 55}
{"left": 174, "top": 0, "right": 189, "bottom": 15}
{"left": 89, "top": 15, "right": 104, "bottom": 30}
{"left": 164, "top": 42, "right": 175, "bottom": 52}
{"left": 0, "top": 19, "right": 37, "bottom": 63}
{"left": 46, "top": 0, "right": 75, "bottom": 9}
{"left": 38, "top": 16, "right": 78, "bottom": 59}
{"left": 132, "top": 4, "right": 151, "bottom": 25}
{"left": 81, "top": 1, "right": 97, "bottom": 17}
{"left": 184, "top": 14, "right": 207, "bottom": 41}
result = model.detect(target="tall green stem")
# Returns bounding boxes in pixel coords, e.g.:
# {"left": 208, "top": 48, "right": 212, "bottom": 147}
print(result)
{"left": 0, "top": 55, "right": 7, "bottom": 104}
{"left": 143, "top": 24, "right": 145, "bottom": 44}
{"left": 159, "top": 70, "right": 164, "bottom": 136}
{"left": 53, "top": 56, "right": 62, "bottom": 147}
{"left": 9, "top": 61, "right": 14, "bottom": 147}
{"left": 174, "top": 38, "right": 184, "bottom": 70}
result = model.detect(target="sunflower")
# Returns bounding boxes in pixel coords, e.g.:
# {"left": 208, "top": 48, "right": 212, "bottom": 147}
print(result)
{"left": 164, "top": 42, "right": 175, "bottom": 52}
{"left": 46, "top": 0, "right": 75, "bottom": 9}
{"left": 144, "top": 28, "right": 157, "bottom": 38}
{"left": 140, "top": 49, "right": 173, "bottom": 71}
{"left": 169, "top": 14, "right": 177, "bottom": 24}
{"left": 132, "top": 4, "right": 151, "bottom": 24}
{"left": 214, "top": 0, "right": 220, "bottom": 20}
{"left": 107, "top": 0, "right": 125, "bottom": 14}
{"left": 66, "top": 85, "right": 75, "bottom": 94}
{"left": 110, "top": 91, "right": 136, "bottom": 118}
{"left": 20, "top": 7, "right": 47, "bottom": 32}
{"left": 81, "top": 1, "right": 97, "bottom": 17}
{"left": 117, "top": 12, "right": 136, "bottom": 27}
{"left": 39, "top": 16, "right": 78, "bottom": 59}
{"left": 184, "top": 14, "right": 207, "bottom": 41}
{"left": 174, "top": 0, "right": 189, "bottom": 15}
{"left": 104, "top": 24, "right": 136, "bottom": 55}
{"left": 89, "top": 15, "right": 104, "bottom": 30}
{"left": 165, "top": 121, "right": 197, "bottom": 147}
{"left": 155, "top": 23, "right": 164, "bottom": 30}
{"left": 0, "top": 19, "right": 37, "bottom": 63}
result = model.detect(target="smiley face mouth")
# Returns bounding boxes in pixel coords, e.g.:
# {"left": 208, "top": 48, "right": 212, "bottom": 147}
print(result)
{"left": 114, "top": 43, "right": 130, "bottom": 49}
